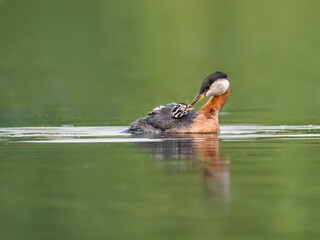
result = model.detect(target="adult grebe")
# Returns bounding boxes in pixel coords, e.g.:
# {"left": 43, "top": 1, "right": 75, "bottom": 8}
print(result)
{"left": 128, "top": 71, "right": 230, "bottom": 133}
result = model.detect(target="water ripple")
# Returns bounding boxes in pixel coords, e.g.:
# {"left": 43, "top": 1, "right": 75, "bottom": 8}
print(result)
{"left": 0, "top": 125, "right": 319, "bottom": 143}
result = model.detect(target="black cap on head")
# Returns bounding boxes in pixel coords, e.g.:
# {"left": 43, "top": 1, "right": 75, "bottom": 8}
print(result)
{"left": 198, "top": 71, "right": 228, "bottom": 94}
{"left": 190, "top": 71, "right": 228, "bottom": 106}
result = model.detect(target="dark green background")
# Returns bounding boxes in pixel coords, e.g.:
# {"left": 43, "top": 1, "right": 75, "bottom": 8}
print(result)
{"left": 1, "top": 1, "right": 320, "bottom": 240}
{"left": 1, "top": 0, "right": 319, "bottom": 127}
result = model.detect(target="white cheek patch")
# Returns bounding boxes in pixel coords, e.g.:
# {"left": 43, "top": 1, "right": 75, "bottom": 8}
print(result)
{"left": 206, "top": 78, "right": 230, "bottom": 97}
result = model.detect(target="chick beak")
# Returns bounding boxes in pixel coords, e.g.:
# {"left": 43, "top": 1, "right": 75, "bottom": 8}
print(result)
{"left": 190, "top": 93, "right": 205, "bottom": 106}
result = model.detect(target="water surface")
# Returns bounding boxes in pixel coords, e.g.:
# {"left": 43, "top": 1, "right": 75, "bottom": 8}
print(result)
{"left": 1, "top": 125, "right": 320, "bottom": 240}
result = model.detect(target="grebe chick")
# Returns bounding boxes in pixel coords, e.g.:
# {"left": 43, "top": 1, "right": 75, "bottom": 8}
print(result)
{"left": 171, "top": 103, "right": 192, "bottom": 118}
{"left": 128, "top": 71, "right": 230, "bottom": 134}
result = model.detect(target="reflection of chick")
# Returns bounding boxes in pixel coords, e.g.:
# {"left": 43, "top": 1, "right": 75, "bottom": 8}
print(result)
{"left": 137, "top": 139, "right": 196, "bottom": 160}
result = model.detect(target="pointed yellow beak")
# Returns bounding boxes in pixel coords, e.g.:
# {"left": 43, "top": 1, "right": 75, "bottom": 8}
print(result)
{"left": 190, "top": 93, "right": 205, "bottom": 106}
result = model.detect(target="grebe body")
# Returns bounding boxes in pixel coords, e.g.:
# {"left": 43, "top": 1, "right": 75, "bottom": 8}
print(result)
{"left": 128, "top": 72, "right": 230, "bottom": 134}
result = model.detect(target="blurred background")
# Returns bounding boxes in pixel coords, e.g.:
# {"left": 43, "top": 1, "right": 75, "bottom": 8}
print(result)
{"left": 1, "top": 1, "right": 320, "bottom": 240}
{"left": 1, "top": 0, "right": 320, "bottom": 127}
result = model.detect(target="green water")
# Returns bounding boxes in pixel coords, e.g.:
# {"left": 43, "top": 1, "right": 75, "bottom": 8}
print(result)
{"left": 1, "top": 127, "right": 320, "bottom": 240}
{"left": 1, "top": 0, "right": 320, "bottom": 239}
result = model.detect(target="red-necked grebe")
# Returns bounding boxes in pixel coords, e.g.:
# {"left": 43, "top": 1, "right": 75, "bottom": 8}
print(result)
{"left": 128, "top": 71, "right": 230, "bottom": 133}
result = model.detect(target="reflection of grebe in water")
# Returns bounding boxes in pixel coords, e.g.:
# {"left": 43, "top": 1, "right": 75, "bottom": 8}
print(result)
{"left": 128, "top": 72, "right": 230, "bottom": 133}
{"left": 194, "top": 135, "right": 229, "bottom": 199}
{"left": 136, "top": 134, "right": 229, "bottom": 203}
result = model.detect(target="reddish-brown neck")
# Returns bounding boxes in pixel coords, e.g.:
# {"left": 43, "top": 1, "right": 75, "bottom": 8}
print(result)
{"left": 198, "top": 88, "right": 230, "bottom": 118}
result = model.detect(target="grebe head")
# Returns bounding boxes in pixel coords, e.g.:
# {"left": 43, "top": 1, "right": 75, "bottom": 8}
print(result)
{"left": 190, "top": 71, "right": 229, "bottom": 106}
